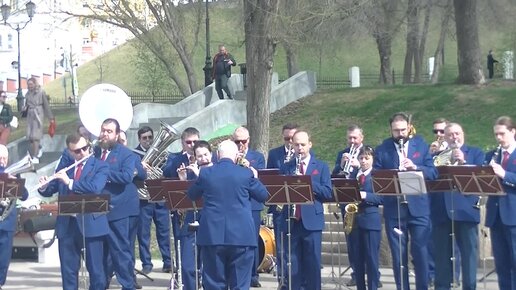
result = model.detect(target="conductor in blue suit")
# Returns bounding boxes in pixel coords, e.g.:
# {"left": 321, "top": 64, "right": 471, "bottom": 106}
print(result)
{"left": 485, "top": 116, "right": 516, "bottom": 290}
{"left": 374, "top": 112, "right": 437, "bottom": 290}
{"left": 279, "top": 130, "right": 333, "bottom": 290}
{"left": 233, "top": 126, "right": 266, "bottom": 288}
{"left": 38, "top": 133, "right": 109, "bottom": 290}
{"left": 187, "top": 139, "right": 268, "bottom": 290}
{"left": 95, "top": 118, "right": 142, "bottom": 290}
{"left": 429, "top": 123, "right": 484, "bottom": 290}
{"left": 0, "top": 145, "right": 28, "bottom": 290}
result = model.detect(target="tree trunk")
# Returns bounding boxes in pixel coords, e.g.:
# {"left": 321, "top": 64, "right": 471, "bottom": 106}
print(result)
{"left": 431, "top": 0, "right": 452, "bottom": 84}
{"left": 453, "top": 0, "right": 485, "bottom": 84}
{"left": 284, "top": 42, "right": 300, "bottom": 77}
{"left": 403, "top": 0, "right": 420, "bottom": 84}
{"left": 376, "top": 33, "right": 393, "bottom": 85}
{"left": 416, "top": 0, "right": 432, "bottom": 83}
{"left": 243, "top": 0, "right": 279, "bottom": 153}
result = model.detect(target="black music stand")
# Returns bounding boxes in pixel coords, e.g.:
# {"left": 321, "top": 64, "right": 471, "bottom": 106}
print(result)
{"left": 258, "top": 168, "right": 280, "bottom": 176}
{"left": 329, "top": 177, "right": 360, "bottom": 284}
{"left": 146, "top": 178, "right": 173, "bottom": 203}
{"left": 371, "top": 169, "right": 426, "bottom": 290}
{"left": 161, "top": 179, "right": 204, "bottom": 289}
{"left": 260, "top": 175, "right": 313, "bottom": 290}
{"left": 58, "top": 194, "right": 110, "bottom": 289}
{"left": 437, "top": 166, "right": 504, "bottom": 196}
{"left": 0, "top": 173, "right": 25, "bottom": 200}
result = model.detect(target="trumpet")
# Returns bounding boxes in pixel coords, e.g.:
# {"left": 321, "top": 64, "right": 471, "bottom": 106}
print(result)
{"left": 236, "top": 144, "right": 248, "bottom": 167}
{"left": 430, "top": 135, "right": 447, "bottom": 154}
{"left": 284, "top": 144, "right": 293, "bottom": 163}
{"left": 339, "top": 144, "right": 358, "bottom": 177}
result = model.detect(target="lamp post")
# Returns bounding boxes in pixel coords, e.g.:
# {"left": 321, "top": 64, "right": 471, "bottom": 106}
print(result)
{"left": 1, "top": 1, "right": 36, "bottom": 112}
{"left": 202, "top": 0, "right": 211, "bottom": 87}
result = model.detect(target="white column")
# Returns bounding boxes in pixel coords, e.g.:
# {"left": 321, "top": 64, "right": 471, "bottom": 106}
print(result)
{"left": 349, "top": 66, "right": 360, "bottom": 88}
{"left": 428, "top": 57, "right": 435, "bottom": 80}
{"left": 503, "top": 51, "right": 514, "bottom": 80}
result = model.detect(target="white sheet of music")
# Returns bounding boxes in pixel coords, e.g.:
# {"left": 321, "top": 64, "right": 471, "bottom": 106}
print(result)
{"left": 398, "top": 171, "right": 427, "bottom": 195}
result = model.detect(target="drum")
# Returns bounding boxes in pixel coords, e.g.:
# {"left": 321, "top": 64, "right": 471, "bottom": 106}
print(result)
{"left": 258, "top": 225, "right": 276, "bottom": 273}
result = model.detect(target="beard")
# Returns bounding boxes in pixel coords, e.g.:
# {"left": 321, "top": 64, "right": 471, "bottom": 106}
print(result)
{"left": 99, "top": 138, "right": 116, "bottom": 150}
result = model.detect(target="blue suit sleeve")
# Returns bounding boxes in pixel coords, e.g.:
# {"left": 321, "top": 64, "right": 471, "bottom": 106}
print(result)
{"left": 38, "top": 179, "right": 61, "bottom": 198}
{"left": 266, "top": 151, "right": 275, "bottom": 169}
{"left": 187, "top": 171, "right": 204, "bottom": 200}
{"left": 163, "top": 155, "right": 175, "bottom": 178}
{"left": 364, "top": 192, "right": 383, "bottom": 205}
{"left": 108, "top": 151, "right": 137, "bottom": 185}
{"left": 249, "top": 175, "right": 268, "bottom": 202}
{"left": 72, "top": 162, "right": 109, "bottom": 194}
{"left": 332, "top": 151, "right": 343, "bottom": 175}
{"left": 134, "top": 157, "right": 147, "bottom": 180}
{"left": 312, "top": 163, "right": 333, "bottom": 201}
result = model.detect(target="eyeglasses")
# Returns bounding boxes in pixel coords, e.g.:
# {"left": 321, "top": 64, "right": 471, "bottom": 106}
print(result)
{"left": 72, "top": 145, "right": 90, "bottom": 154}
{"left": 141, "top": 135, "right": 153, "bottom": 140}
{"left": 184, "top": 140, "right": 197, "bottom": 145}
{"left": 283, "top": 137, "right": 293, "bottom": 142}
{"left": 234, "top": 139, "right": 248, "bottom": 145}
{"left": 433, "top": 129, "right": 445, "bottom": 134}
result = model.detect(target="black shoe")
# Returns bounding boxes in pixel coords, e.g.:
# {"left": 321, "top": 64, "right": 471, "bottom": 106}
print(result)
{"left": 162, "top": 267, "right": 172, "bottom": 273}
{"left": 378, "top": 281, "right": 383, "bottom": 288}
{"left": 346, "top": 279, "right": 356, "bottom": 287}
{"left": 228, "top": 96, "right": 233, "bottom": 100}
{"left": 250, "top": 280, "right": 261, "bottom": 287}
{"left": 142, "top": 265, "right": 153, "bottom": 274}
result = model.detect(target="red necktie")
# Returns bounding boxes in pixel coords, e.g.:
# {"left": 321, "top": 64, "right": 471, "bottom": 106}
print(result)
{"left": 101, "top": 150, "right": 107, "bottom": 161}
{"left": 294, "top": 161, "right": 305, "bottom": 221}
{"left": 75, "top": 163, "right": 83, "bottom": 181}
{"left": 502, "top": 151, "right": 510, "bottom": 169}
{"left": 359, "top": 174, "right": 366, "bottom": 186}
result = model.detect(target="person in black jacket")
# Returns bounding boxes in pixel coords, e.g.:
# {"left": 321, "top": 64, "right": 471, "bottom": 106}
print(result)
{"left": 487, "top": 49, "right": 499, "bottom": 79}
{"left": 212, "top": 45, "right": 236, "bottom": 100}
{"left": 0, "top": 91, "right": 13, "bottom": 145}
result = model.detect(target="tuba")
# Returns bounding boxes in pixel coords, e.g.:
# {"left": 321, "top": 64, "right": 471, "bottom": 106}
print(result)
{"left": 138, "top": 121, "right": 180, "bottom": 199}
{"left": 0, "top": 154, "right": 34, "bottom": 221}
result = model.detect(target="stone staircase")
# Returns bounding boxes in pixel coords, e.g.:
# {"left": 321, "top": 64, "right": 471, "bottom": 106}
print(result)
{"left": 322, "top": 205, "right": 350, "bottom": 268}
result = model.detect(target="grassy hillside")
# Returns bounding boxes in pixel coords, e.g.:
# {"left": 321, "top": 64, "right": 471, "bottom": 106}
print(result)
{"left": 41, "top": 3, "right": 514, "bottom": 100}
{"left": 268, "top": 80, "right": 516, "bottom": 165}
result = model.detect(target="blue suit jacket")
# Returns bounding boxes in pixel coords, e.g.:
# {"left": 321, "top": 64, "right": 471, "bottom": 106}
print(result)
{"left": 429, "top": 145, "right": 485, "bottom": 224}
{"left": 0, "top": 168, "right": 28, "bottom": 232}
{"left": 39, "top": 157, "right": 110, "bottom": 237}
{"left": 246, "top": 150, "right": 266, "bottom": 211}
{"left": 94, "top": 143, "right": 142, "bottom": 221}
{"left": 353, "top": 173, "right": 383, "bottom": 231}
{"left": 187, "top": 158, "right": 268, "bottom": 246}
{"left": 279, "top": 156, "right": 333, "bottom": 231}
{"left": 374, "top": 135, "right": 437, "bottom": 219}
{"left": 267, "top": 145, "right": 288, "bottom": 170}
{"left": 485, "top": 149, "right": 516, "bottom": 227}
{"left": 55, "top": 148, "right": 74, "bottom": 172}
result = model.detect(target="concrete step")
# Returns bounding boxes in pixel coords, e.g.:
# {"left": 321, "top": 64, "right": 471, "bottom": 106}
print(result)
{"left": 322, "top": 231, "right": 346, "bottom": 242}
{"left": 234, "top": 90, "right": 246, "bottom": 100}
{"left": 321, "top": 240, "right": 348, "bottom": 253}
{"left": 324, "top": 220, "right": 345, "bottom": 232}
{"left": 321, "top": 252, "right": 350, "bottom": 267}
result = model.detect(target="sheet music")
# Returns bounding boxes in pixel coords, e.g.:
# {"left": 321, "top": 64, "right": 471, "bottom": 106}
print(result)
{"left": 398, "top": 171, "right": 427, "bottom": 195}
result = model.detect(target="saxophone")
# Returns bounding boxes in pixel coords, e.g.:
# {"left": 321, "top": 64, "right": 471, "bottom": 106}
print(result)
{"left": 343, "top": 202, "right": 358, "bottom": 234}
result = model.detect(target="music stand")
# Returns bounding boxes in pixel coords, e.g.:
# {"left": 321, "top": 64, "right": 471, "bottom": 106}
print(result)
{"left": 146, "top": 178, "right": 173, "bottom": 203}
{"left": 0, "top": 173, "right": 25, "bottom": 199}
{"left": 371, "top": 169, "right": 427, "bottom": 290}
{"left": 258, "top": 168, "right": 280, "bottom": 176}
{"left": 260, "top": 175, "right": 313, "bottom": 290}
{"left": 58, "top": 194, "right": 110, "bottom": 290}
{"left": 436, "top": 165, "right": 504, "bottom": 289}
{"left": 161, "top": 179, "right": 204, "bottom": 289}
{"left": 329, "top": 178, "right": 360, "bottom": 286}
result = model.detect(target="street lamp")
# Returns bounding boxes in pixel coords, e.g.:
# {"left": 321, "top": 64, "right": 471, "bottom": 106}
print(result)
{"left": 1, "top": 1, "right": 36, "bottom": 112}
{"left": 202, "top": 0, "right": 211, "bottom": 87}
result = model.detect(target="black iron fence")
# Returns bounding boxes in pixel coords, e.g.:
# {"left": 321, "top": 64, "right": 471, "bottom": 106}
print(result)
{"left": 126, "top": 90, "right": 184, "bottom": 105}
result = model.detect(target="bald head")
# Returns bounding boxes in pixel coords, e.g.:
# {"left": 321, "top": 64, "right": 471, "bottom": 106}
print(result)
{"left": 0, "top": 145, "right": 8, "bottom": 167}
{"left": 218, "top": 140, "right": 238, "bottom": 162}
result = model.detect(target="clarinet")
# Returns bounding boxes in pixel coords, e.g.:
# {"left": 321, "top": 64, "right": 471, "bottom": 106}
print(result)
{"left": 475, "top": 145, "right": 502, "bottom": 208}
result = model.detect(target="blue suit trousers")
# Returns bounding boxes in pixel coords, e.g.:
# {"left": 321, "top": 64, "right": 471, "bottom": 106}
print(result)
{"left": 385, "top": 216, "right": 430, "bottom": 290}
{"left": 0, "top": 230, "right": 13, "bottom": 286}
{"left": 137, "top": 202, "right": 171, "bottom": 269}
{"left": 491, "top": 215, "right": 516, "bottom": 290}
{"left": 58, "top": 219, "right": 106, "bottom": 290}
{"left": 178, "top": 231, "right": 200, "bottom": 290}
{"left": 104, "top": 217, "right": 135, "bottom": 290}
{"left": 432, "top": 221, "right": 477, "bottom": 290}
{"left": 252, "top": 210, "right": 261, "bottom": 283}
{"left": 201, "top": 245, "right": 254, "bottom": 290}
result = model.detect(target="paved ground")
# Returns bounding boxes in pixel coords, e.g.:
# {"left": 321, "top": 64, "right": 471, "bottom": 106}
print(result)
{"left": 3, "top": 259, "right": 499, "bottom": 290}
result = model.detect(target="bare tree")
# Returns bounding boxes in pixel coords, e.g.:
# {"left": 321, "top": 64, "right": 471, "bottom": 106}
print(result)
{"left": 64, "top": 0, "right": 203, "bottom": 96}
{"left": 431, "top": 0, "right": 453, "bottom": 84}
{"left": 453, "top": 0, "right": 485, "bottom": 84}
{"left": 243, "top": 0, "right": 279, "bottom": 153}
